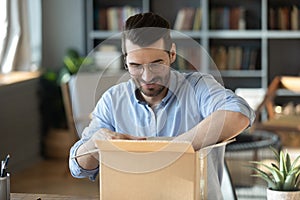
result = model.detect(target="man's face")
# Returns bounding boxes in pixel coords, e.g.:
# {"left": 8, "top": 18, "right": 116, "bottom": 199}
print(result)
{"left": 125, "top": 39, "right": 175, "bottom": 98}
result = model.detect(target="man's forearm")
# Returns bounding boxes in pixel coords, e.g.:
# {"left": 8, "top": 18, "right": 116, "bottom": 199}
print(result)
{"left": 76, "top": 139, "right": 99, "bottom": 170}
{"left": 177, "top": 110, "right": 250, "bottom": 151}
{"left": 74, "top": 128, "right": 146, "bottom": 170}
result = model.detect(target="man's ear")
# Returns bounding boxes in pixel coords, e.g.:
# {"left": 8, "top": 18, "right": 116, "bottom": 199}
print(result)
{"left": 169, "top": 43, "right": 176, "bottom": 64}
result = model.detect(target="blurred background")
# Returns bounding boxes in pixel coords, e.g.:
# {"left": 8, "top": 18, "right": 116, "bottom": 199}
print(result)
{"left": 0, "top": 0, "right": 300, "bottom": 199}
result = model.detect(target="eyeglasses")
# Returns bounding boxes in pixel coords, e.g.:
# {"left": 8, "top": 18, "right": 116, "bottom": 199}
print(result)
{"left": 124, "top": 63, "right": 168, "bottom": 76}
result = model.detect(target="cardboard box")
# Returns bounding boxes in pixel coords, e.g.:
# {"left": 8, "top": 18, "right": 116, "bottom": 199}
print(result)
{"left": 95, "top": 139, "right": 232, "bottom": 200}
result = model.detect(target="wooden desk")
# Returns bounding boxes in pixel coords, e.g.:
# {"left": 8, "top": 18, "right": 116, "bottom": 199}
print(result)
{"left": 11, "top": 193, "right": 99, "bottom": 200}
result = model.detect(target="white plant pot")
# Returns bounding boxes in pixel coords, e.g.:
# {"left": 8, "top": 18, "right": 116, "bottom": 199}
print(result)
{"left": 267, "top": 188, "right": 300, "bottom": 200}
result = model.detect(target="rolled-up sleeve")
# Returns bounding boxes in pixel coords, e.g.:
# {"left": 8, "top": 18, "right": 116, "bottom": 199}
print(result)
{"left": 69, "top": 139, "right": 99, "bottom": 181}
{"left": 68, "top": 92, "right": 114, "bottom": 180}
{"left": 194, "top": 74, "right": 256, "bottom": 126}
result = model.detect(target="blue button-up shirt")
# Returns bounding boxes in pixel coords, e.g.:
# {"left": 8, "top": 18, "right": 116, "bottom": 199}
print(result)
{"left": 69, "top": 70, "right": 255, "bottom": 199}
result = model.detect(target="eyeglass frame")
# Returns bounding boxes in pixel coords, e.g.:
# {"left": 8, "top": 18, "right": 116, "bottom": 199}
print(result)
{"left": 123, "top": 50, "right": 171, "bottom": 76}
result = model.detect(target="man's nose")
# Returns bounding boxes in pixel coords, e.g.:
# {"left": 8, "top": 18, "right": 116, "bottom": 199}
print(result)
{"left": 141, "top": 65, "right": 154, "bottom": 82}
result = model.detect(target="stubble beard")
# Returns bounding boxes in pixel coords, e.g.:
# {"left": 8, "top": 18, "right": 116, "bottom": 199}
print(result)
{"left": 139, "top": 84, "right": 166, "bottom": 97}
{"left": 135, "top": 72, "right": 170, "bottom": 98}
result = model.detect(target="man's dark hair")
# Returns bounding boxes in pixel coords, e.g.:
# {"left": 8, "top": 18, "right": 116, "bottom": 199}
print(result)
{"left": 122, "top": 12, "right": 172, "bottom": 56}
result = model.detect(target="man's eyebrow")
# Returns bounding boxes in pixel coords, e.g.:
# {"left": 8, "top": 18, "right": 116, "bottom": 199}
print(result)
{"left": 128, "top": 59, "right": 164, "bottom": 66}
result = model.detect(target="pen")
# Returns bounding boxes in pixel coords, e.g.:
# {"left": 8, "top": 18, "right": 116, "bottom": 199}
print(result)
{"left": 0, "top": 160, "right": 3, "bottom": 177}
{"left": 1, "top": 154, "right": 10, "bottom": 177}
{"left": 3, "top": 154, "right": 10, "bottom": 169}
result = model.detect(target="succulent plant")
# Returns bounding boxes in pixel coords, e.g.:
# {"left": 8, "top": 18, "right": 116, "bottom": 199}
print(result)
{"left": 249, "top": 147, "right": 300, "bottom": 191}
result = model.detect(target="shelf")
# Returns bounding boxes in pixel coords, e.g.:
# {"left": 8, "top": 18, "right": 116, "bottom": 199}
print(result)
{"left": 208, "top": 30, "right": 263, "bottom": 39}
{"left": 90, "top": 30, "right": 300, "bottom": 40}
{"left": 267, "top": 31, "right": 300, "bottom": 39}
{"left": 86, "top": 0, "right": 300, "bottom": 90}
{"left": 171, "top": 31, "right": 203, "bottom": 39}
{"left": 211, "top": 70, "right": 263, "bottom": 78}
{"left": 90, "top": 31, "right": 121, "bottom": 39}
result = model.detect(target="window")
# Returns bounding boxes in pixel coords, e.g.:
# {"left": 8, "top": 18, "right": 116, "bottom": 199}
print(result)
{"left": 0, "top": 0, "right": 41, "bottom": 73}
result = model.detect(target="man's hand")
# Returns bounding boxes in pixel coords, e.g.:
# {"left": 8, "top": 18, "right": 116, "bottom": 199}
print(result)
{"left": 92, "top": 128, "right": 146, "bottom": 140}
{"left": 75, "top": 128, "right": 145, "bottom": 170}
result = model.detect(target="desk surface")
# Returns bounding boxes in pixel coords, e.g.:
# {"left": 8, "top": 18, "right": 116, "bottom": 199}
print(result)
{"left": 11, "top": 193, "right": 99, "bottom": 200}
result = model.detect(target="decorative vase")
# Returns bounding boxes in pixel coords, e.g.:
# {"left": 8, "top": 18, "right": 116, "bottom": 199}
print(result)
{"left": 267, "top": 188, "right": 300, "bottom": 200}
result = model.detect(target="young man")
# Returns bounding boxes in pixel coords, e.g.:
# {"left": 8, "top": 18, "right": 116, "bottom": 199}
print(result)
{"left": 69, "top": 12, "right": 255, "bottom": 199}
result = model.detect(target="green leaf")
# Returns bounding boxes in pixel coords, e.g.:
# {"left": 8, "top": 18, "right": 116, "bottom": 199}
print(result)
{"left": 294, "top": 170, "right": 300, "bottom": 188}
{"left": 66, "top": 48, "right": 79, "bottom": 58}
{"left": 283, "top": 173, "right": 296, "bottom": 190}
{"left": 286, "top": 153, "right": 291, "bottom": 172}
{"left": 291, "top": 155, "right": 300, "bottom": 170}
{"left": 44, "top": 71, "right": 57, "bottom": 81}
{"left": 251, "top": 161, "right": 284, "bottom": 183}
{"left": 63, "top": 56, "right": 77, "bottom": 73}
{"left": 251, "top": 173, "right": 277, "bottom": 189}
{"left": 270, "top": 146, "right": 280, "bottom": 162}
{"left": 296, "top": 173, "right": 300, "bottom": 189}
{"left": 271, "top": 163, "right": 279, "bottom": 170}
{"left": 280, "top": 151, "right": 287, "bottom": 177}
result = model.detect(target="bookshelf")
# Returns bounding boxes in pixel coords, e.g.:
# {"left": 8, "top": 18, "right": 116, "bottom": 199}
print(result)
{"left": 85, "top": 0, "right": 300, "bottom": 90}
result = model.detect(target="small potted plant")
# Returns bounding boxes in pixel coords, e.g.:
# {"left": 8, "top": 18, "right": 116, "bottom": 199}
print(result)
{"left": 249, "top": 147, "right": 300, "bottom": 200}
{"left": 40, "top": 48, "right": 90, "bottom": 159}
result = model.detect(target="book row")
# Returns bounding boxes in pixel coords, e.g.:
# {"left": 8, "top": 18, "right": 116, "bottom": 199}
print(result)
{"left": 269, "top": 5, "right": 300, "bottom": 30}
{"left": 173, "top": 7, "right": 202, "bottom": 31}
{"left": 210, "top": 45, "right": 260, "bottom": 71}
{"left": 210, "top": 7, "right": 246, "bottom": 30}
{"left": 94, "top": 6, "right": 142, "bottom": 31}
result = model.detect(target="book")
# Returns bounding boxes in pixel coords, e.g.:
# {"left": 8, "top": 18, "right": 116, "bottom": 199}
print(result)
{"left": 101, "top": 6, "right": 141, "bottom": 31}
{"left": 182, "top": 8, "right": 196, "bottom": 30}
{"left": 230, "top": 7, "right": 241, "bottom": 30}
{"left": 174, "top": 9, "right": 186, "bottom": 30}
{"left": 291, "top": 5, "right": 299, "bottom": 30}
{"left": 217, "top": 46, "right": 227, "bottom": 70}
{"left": 98, "top": 8, "right": 107, "bottom": 30}
{"left": 193, "top": 7, "right": 202, "bottom": 30}
{"left": 107, "top": 7, "right": 119, "bottom": 31}
{"left": 174, "top": 8, "right": 195, "bottom": 30}
{"left": 269, "top": 7, "right": 275, "bottom": 30}
{"left": 278, "top": 7, "right": 290, "bottom": 30}
{"left": 227, "top": 46, "right": 236, "bottom": 70}
{"left": 238, "top": 7, "right": 246, "bottom": 30}
{"left": 222, "top": 7, "right": 230, "bottom": 30}
{"left": 210, "top": 8, "right": 216, "bottom": 29}
{"left": 234, "top": 46, "right": 243, "bottom": 70}
{"left": 249, "top": 48, "right": 258, "bottom": 70}
{"left": 241, "top": 47, "right": 251, "bottom": 70}
{"left": 211, "top": 46, "right": 227, "bottom": 70}
{"left": 215, "top": 7, "right": 224, "bottom": 29}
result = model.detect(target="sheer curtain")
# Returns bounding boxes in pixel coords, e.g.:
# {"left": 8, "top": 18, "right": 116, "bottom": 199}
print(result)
{"left": 0, "top": 0, "right": 41, "bottom": 73}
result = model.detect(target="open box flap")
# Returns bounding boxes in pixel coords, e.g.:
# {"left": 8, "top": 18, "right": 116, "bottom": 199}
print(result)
{"left": 199, "top": 138, "right": 236, "bottom": 152}
{"left": 95, "top": 138, "right": 236, "bottom": 154}
{"left": 95, "top": 139, "right": 195, "bottom": 153}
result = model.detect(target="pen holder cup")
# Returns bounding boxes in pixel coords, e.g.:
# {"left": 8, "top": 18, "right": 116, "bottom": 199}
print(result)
{"left": 0, "top": 173, "right": 10, "bottom": 200}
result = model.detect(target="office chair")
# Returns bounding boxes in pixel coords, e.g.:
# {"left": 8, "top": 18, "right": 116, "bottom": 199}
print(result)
{"left": 60, "top": 73, "right": 130, "bottom": 139}
{"left": 61, "top": 80, "right": 84, "bottom": 140}
{"left": 253, "top": 76, "right": 300, "bottom": 147}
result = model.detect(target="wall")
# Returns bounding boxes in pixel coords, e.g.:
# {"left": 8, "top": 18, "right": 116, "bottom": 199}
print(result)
{"left": 42, "top": 0, "right": 85, "bottom": 71}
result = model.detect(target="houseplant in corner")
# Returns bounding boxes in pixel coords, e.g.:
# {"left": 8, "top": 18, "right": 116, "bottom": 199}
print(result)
{"left": 249, "top": 147, "right": 300, "bottom": 199}
{"left": 40, "top": 48, "right": 90, "bottom": 159}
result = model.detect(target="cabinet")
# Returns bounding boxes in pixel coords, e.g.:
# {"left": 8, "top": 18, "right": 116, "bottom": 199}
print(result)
{"left": 85, "top": 0, "right": 300, "bottom": 90}
{"left": 0, "top": 76, "right": 42, "bottom": 172}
